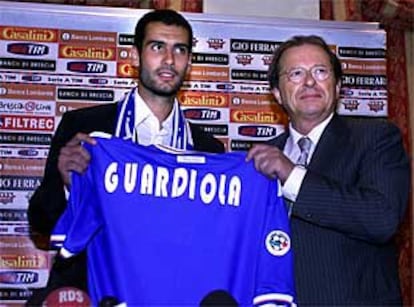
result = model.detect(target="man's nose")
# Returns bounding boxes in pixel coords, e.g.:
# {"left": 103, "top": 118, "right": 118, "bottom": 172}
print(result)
{"left": 163, "top": 48, "right": 175, "bottom": 65}
{"left": 303, "top": 70, "right": 316, "bottom": 86}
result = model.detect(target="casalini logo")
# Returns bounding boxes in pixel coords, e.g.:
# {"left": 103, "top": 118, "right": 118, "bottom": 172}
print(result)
{"left": 1, "top": 27, "right": 57, "bottom": 42}
{"left": 0, "top": 271, "right": 39, "bottom": 285}
{"left": 60, "top": 45, "right": 115, "bottom": 60}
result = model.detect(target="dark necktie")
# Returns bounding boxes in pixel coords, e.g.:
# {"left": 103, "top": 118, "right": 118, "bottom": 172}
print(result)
{"left": 296, "top": 137, "right": 312, "bottom": 167}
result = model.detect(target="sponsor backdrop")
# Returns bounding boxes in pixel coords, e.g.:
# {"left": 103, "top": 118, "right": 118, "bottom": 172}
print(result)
{"left": 0, "top": 1, "right": 386, "bottom": 304}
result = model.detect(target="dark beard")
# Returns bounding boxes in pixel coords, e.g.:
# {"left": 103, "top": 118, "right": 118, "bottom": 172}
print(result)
{"left": 139, "top": 67, "right": 184, "bottom": 97}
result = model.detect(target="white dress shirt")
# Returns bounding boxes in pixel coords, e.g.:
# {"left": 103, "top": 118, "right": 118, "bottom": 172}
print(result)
{"left": 282, "top": 113, "right": 334, "bottom": 202}
{"left": 133, "top": 92, "right": 176, "bottom": 146}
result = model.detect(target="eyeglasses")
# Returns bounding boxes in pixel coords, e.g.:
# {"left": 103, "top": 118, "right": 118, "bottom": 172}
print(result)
{"left": 280, "top": 65, "right": 332, "bottom": 84}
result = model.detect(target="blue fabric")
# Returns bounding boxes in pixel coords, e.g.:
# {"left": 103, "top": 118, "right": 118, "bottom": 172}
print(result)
{"left": 51, "top": 136, "right": 296, "bottom": 306}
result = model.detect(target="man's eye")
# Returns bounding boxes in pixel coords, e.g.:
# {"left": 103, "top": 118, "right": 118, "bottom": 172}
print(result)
{"left": 174, "top": 46, "right": 188, "bottom": 54}
{"left": 315, "top": 67, "right": 328, "bottom": 74}
{"left": 289, "top": 69, "right": 304, "bottom": 78}
{"left": 151, "top": 43, "right": 163, "bottom": 51}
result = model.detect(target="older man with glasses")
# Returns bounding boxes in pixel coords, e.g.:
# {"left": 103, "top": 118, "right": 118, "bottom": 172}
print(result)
{"left": 247, "top": 35, "right": 410, "bottom": 306}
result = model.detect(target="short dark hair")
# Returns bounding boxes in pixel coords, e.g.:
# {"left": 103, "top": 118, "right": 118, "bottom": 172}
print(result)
{"left": 268, "top": 35, "right": 342, "bottom": 90}
{"left": 134, "top": 9, "right": 193, "bottom": 54}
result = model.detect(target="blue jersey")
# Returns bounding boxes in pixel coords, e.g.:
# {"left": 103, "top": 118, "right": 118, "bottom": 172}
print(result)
{"left": 51, "top": 134, "right": 296, "bottom": 306}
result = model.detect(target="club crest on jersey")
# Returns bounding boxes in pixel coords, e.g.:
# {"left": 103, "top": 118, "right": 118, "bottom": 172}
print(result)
{"left": 265, "top": 230, "right": 291, "bottom": 256}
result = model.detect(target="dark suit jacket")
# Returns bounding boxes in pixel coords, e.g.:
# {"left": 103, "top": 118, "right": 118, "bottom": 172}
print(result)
{"left": 27, "top": 103, "right": 225, "bottom": 304}
{"left": 268, "top": 115, "right": 410, "bottom": 305}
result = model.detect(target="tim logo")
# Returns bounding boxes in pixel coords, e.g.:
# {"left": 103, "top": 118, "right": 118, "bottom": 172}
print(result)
{"left": 67, "top": 61, "right": 107, "bottom": 74}
{"left": 238, "top": 125, "right": 277, "bottom": 138}
{"left": 89, "top": 78, "right": 108, "bottom": 85}
{"left": 0, "top": 271, "right": 39, "bottom": 284}
{"left": 340, "top": 89, "right": 353, "bottom": 96}
{"left": 183, "top": 108, "right": 221, "bottom": 120}
{"left": 7, "top": 43, "right": 49, "bottom": 56}
{"left": 18, "top": 149, "right": 39, "bottom": 157}
{"left": 21, "top": 75, "right": 42, "bottom": 82}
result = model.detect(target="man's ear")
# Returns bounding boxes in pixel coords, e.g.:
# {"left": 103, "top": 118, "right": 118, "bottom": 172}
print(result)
{"left": 335, "top": 81, "right": 341, "bottom": 99}
{"left": 185, "top": 55, "right": 192, "bottom": 74}
{"left": 271, "top": 88, "right": 282, "bottom": 105}
{"left": 134, "top": 46, "right": 140, "bottom": 67}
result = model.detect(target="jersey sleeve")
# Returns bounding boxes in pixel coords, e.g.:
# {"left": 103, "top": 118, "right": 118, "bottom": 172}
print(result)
{"left": 50, "top": 145, "right": 103, "bottom": 258}
{"left": 253, "top": 181, "right": 297, "bottom": 306}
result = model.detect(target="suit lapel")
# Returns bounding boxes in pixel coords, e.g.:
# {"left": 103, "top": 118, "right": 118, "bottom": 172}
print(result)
{"left": 268, "top": 132, "right": 289, "bottom": 150}
{"left": 308, "top": 115, "right": 349, "bottom": 172}
{"left": 99, "top": 103, "right": 118, "bottom": 135}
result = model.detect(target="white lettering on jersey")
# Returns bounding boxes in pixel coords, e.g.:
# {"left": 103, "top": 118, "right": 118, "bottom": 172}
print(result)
{"left": 103, "top": 162, "right": 241, "bottom": 206}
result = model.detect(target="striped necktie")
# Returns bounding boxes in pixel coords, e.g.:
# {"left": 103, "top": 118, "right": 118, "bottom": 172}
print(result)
{"left": 296, "top": 137, "right": 312, "bottom": 167}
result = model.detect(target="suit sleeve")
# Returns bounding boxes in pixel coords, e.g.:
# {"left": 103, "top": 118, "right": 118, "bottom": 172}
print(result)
{"left": 28, "top": 104, "right": 117, "bottom": 235}
{"left": 189, "top": 123, "right": 225, "bottom": 153}
{"left": 294, "top": 121, "right": 410, "bottom": 243}
{"left": 28, "top": 111, "right": 79, "bottom": 235}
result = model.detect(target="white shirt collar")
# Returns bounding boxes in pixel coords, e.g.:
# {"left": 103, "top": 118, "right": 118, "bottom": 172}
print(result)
{"left": 289, "top": 113, "right": 334, "bottom": 146}
{"left": 133, "top": 90, "right": 177, "bottom": 145}
{"left": 284, "top": 113, "right": 334, "bottom": 161}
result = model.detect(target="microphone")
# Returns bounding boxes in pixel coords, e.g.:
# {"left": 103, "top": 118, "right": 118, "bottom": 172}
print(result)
{"left": 200, "top": 290, "right": 238, "bottom": 306}
{"left": 98, "top": 296, "right": 127, "bottom": 307}
{"left": 99, "top": 296, "right": 119, "bottom": 307}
